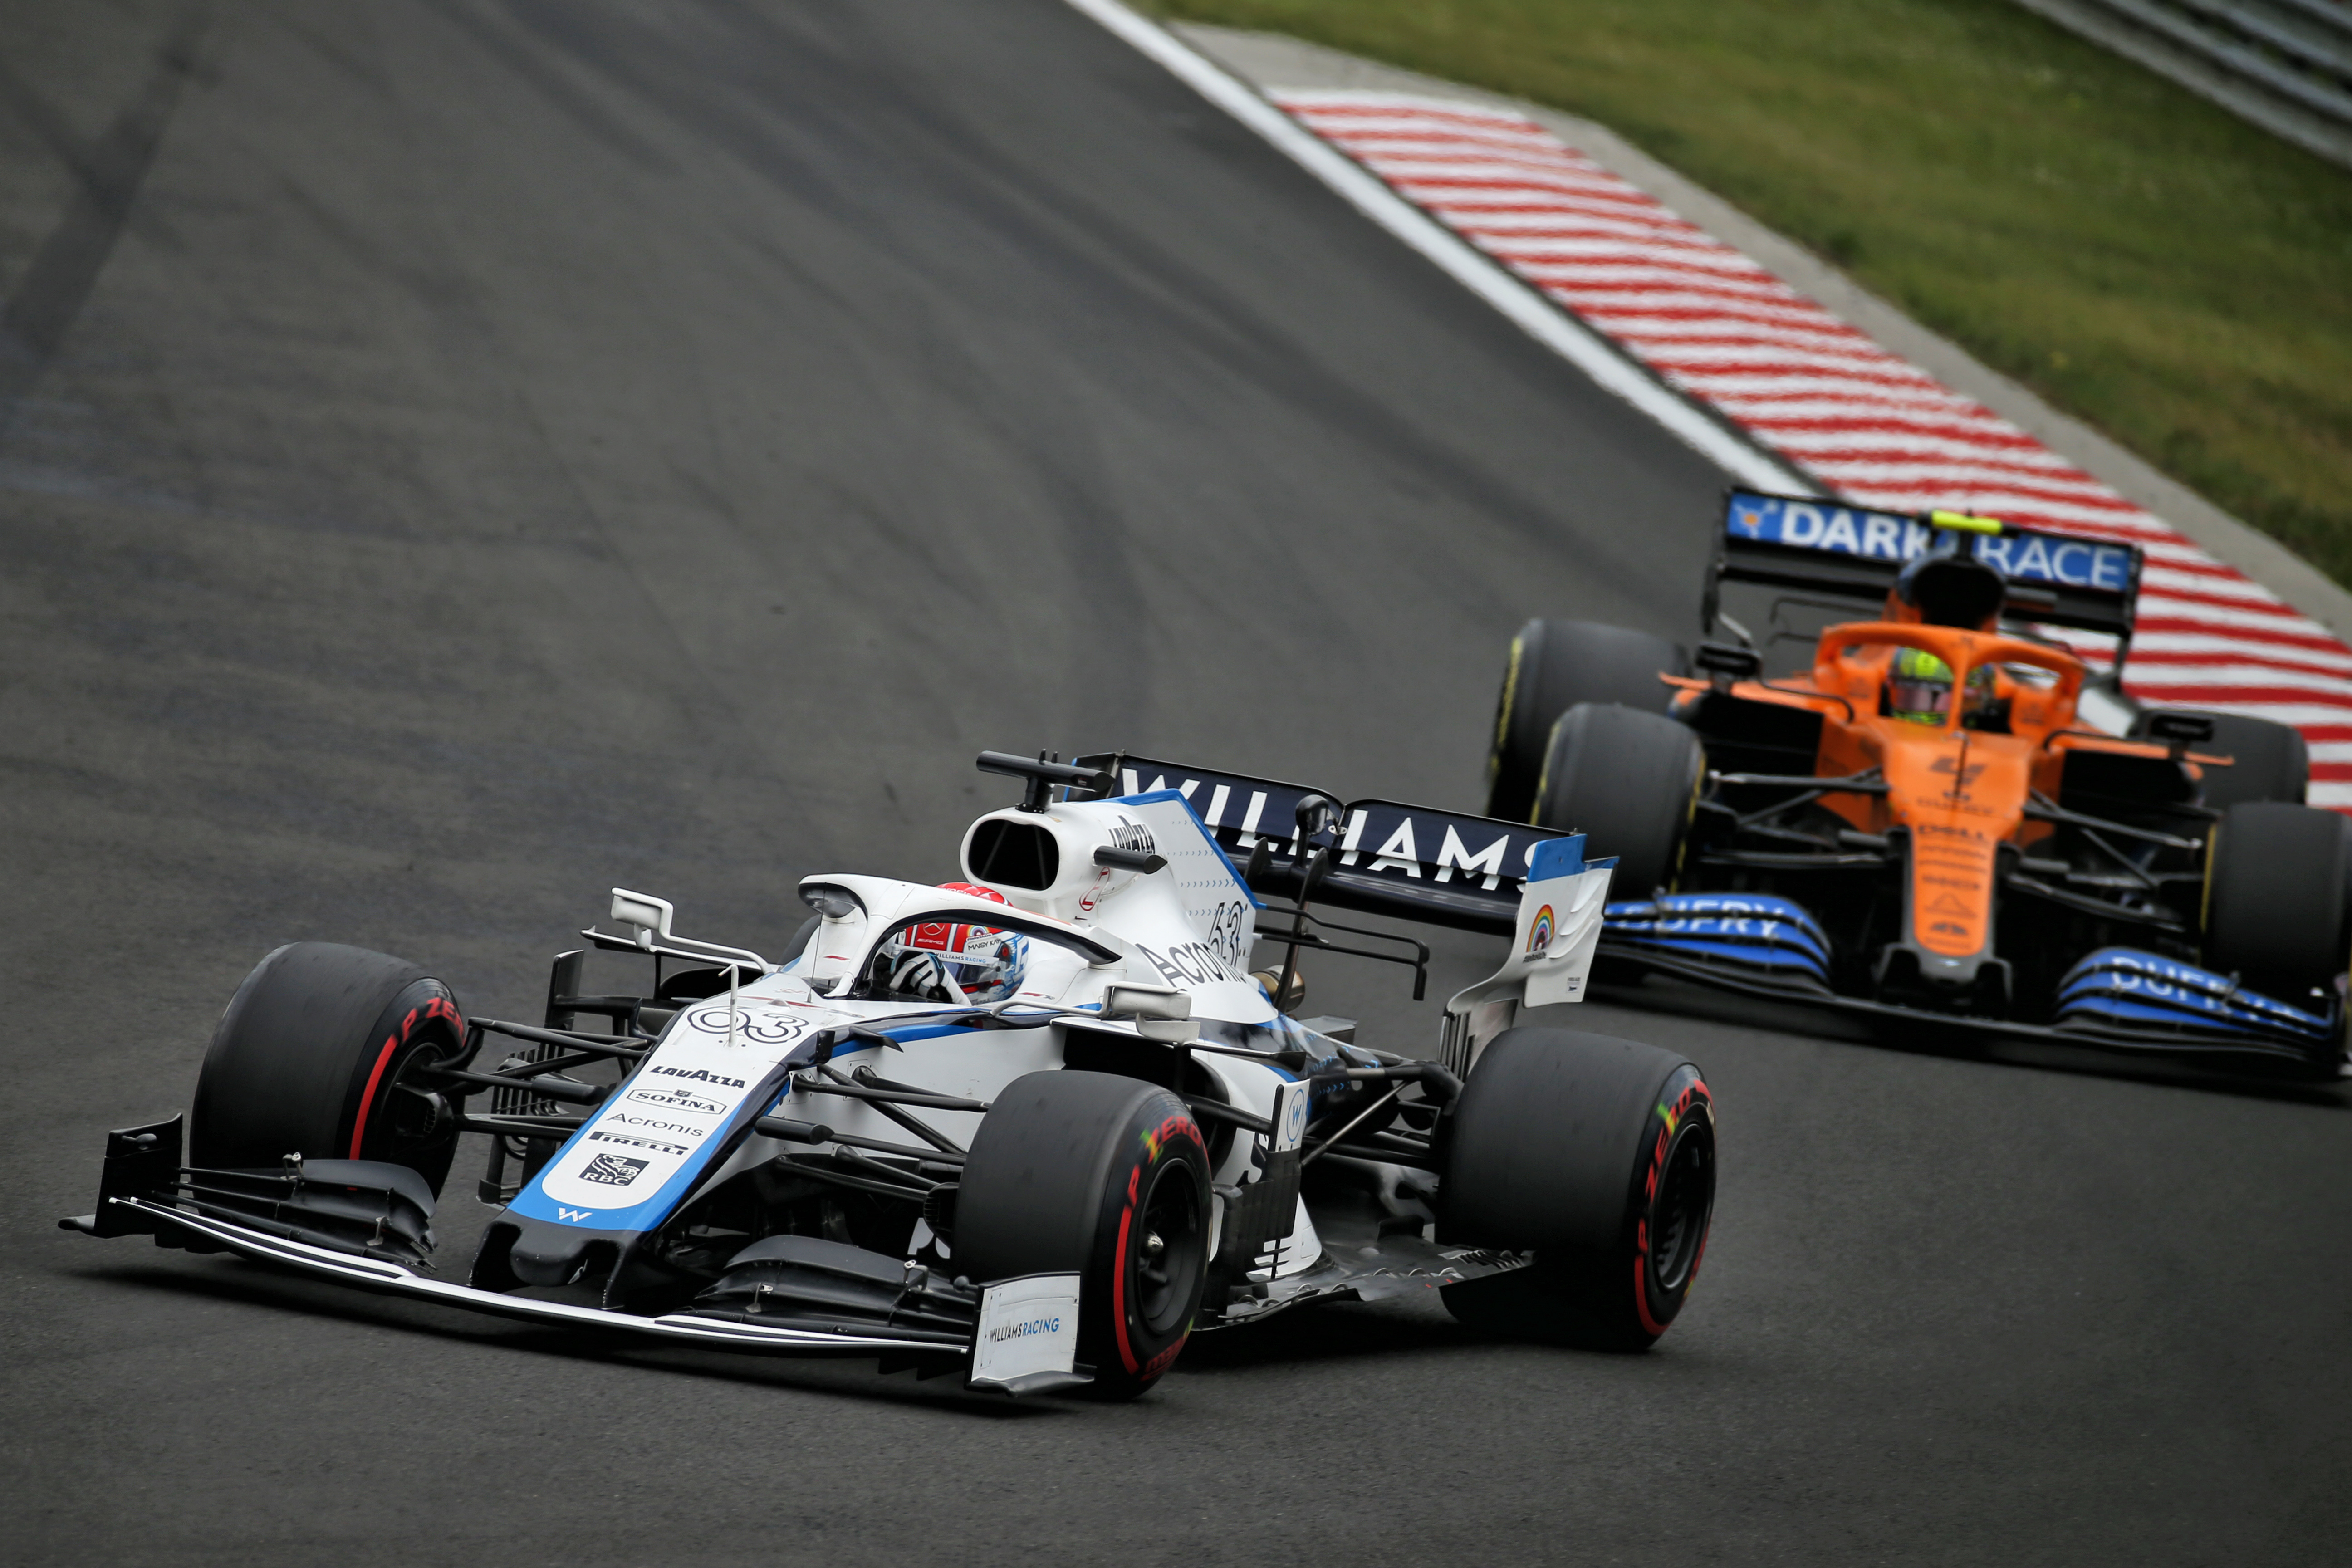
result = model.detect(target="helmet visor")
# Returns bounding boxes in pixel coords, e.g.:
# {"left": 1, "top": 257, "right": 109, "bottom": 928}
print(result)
{"left": 1887, "top": 678, "right": 1952, "bottom": 721}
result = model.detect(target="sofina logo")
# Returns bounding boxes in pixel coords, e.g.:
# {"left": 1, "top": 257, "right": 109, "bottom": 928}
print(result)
{"left": 1526, "top": 904, "right": 1555, "bottom": 958}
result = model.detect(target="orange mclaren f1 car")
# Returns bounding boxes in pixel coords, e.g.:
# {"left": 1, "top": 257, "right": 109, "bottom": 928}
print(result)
{"left": 1483, "top": 488, "right": 2347, "bottom": 1078}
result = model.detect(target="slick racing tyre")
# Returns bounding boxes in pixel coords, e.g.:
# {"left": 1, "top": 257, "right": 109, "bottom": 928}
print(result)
{"left": 1487, "top": 618, "right": 1687, "bottom": 823}
{"left": 190, "top": 942, "right": 468, "bottom": 1193}
{"left": 2204, "top": 803, "right": 2349, "bottom": 1003}
{"left": 2132, "top": 710, "right": 2308, "bottom": 808}
{"left": 956, "top": 1071, "right": 1211, "bottom": 1400}
{"left": 1441, "top": 1029, "right": 1715, "bottom": 1351}
{"left": 1532, "top": 702, "right": 1704, "bottom": 897}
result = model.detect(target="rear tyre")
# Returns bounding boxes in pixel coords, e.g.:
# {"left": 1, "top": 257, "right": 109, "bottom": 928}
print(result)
{"left": 2132, "top": 710, "right": 2308, "bottom": 807}
{"left": 2205, "top": 803, "right": 2349, "bottom": 1002}
{"left": 1532, "top": 702, "right": 1704, "bottom": 896}
{"left": 1441, "top": 1029, "right": 1715, "bottom": 1350}
{"left": 956, "top": 1071, "right": 1211, "bottom": 1400}
{"left": 1487, "top": 619, "right": 1686, "bottom": 822}
{"left": 190, "top": 942, "right": 468, "bottom": 1193}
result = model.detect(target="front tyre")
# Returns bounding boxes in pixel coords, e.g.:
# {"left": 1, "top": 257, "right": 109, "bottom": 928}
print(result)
{"left": 2204, "top": 803, "right": 2349, "bottom": 1006}
{"left": 1487, "top": 618, "right": 1687, "bottom": 823}
{"left": 1533, "top": 702, "right": 1704, "bottom": 897}
{"left": 190, "top": 942, "right": 468, "bottom": 1193}
{"left": 956, "top": 1071, "right": 1211, "bottom": 1399}
{"left": 1441, "top": 1029, "right": 1716, "bottom": 1350}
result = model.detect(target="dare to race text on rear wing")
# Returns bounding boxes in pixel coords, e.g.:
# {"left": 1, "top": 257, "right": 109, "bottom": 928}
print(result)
{"left": 1706, "top": 488, "right": 2143, "bottom": 643}
{"left": 1071, "top": 754, "right": 1570, "bottom": 938}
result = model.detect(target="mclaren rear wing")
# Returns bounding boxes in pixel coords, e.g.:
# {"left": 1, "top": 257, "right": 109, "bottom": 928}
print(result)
{"left": 1706, "top": 488, "right": 2144, "bottom": 647}
{"left": 1072, "top": 753, "right": 1564, "bottom": 938}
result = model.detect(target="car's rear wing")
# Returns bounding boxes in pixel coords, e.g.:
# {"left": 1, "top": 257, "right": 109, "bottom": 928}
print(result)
{"left": 1707, "top": 488, "right": 2143, "bottom": 644}
{"left": 1072, "top": 753, "right": 1568, "bottom": 938}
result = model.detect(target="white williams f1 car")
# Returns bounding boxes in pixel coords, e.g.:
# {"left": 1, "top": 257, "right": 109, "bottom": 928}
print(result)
{"left": 64, "top": 752, "right": 1717, "bottom": 1397}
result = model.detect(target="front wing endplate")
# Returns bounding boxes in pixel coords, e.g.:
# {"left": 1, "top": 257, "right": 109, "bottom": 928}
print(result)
{"left": 88, "top": 1197, "right": 977, "bottom": 1360}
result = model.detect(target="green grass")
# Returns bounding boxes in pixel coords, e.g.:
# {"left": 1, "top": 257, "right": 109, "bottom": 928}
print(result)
{"left": 1156, "top": 0, "right": 2352, "bottom": 588}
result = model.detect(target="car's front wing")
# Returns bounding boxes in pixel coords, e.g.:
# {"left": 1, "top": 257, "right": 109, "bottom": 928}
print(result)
{"left": 1597, "top": 944, "right": 2346, "bottom": 1076}
{"left": 62, "top": 1195, "right": 1093, "bottom": 1396}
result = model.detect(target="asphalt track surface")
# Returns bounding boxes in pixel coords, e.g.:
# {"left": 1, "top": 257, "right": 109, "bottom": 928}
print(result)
{"left": 1, "top": 3, "right": 2346, "bottom": 1564}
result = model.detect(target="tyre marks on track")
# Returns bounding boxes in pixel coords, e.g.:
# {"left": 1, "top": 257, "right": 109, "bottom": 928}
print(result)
{"left": 0, "top": 2, "right": 210, "bottom": 433}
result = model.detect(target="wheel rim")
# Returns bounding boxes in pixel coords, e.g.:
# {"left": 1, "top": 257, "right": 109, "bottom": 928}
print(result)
{"left": 1648, "top": 1121, "right": 1714, "bottom": 1294}
{"left": 1130, "top": 1158, "right": 1204, "bottom": 1335}
{"left": 367, "top": 1029, "right": 463, "bottom": 1167}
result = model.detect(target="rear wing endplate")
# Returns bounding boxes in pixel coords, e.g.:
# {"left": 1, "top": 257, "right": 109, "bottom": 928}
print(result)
{"left": 1072, "top": 753, "right": 1565, "bottom": 938}
{"left": 1708, "top": 488, "right": 2142, "bottom": 642}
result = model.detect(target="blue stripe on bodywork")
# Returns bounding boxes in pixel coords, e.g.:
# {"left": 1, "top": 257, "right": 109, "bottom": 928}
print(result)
{"left": 502, "top": 1022, "right": 956, "bottom": 1231}
{"left": 505, "top": 1056, "right": 804, "bottom": 1232}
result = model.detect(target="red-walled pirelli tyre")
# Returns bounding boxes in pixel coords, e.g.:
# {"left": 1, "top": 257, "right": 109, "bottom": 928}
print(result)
{"left": 956, "top": 1071, "right": 1211, "bottom": 1400}
{"left": 1440, "top": 1028, "right": 1715, "bottom": 1351}
{"left": 189, "top": 942, "right": 467, "bottom": 1193}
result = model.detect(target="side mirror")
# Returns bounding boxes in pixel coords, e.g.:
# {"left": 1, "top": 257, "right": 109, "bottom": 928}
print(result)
{"left": 611, "top": 889, "right": 675, "bottom": 944}
{"left": 799, "top": 882, "right": 865, "bottom": 921}
{"left": 1102, "top": 982, "right": 1196, "bottom": 1043}
{"left": 1294, "top": 793, "right": 1342, "bottom": 848}
{"left": 1104, "top": 982, "right": 1190, "bottom": 1020}
{"left": 2144, "top": 711, "right": 2216, "bottom": 750}
{"left": 605, "top": 888, "right": 770, "bottom": 973}
{"left": 1694, "top": 640, "right": 1763, "bottom": 686}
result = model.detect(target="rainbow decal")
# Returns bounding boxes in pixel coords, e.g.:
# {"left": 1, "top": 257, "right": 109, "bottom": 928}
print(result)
{"left": 1526, "top": 904, "right": 1555, "bottom": 956}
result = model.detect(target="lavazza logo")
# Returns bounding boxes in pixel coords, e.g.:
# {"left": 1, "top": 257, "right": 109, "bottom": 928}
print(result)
{"left": 650, "top": 1065, "right": 747, "bottom": 1088}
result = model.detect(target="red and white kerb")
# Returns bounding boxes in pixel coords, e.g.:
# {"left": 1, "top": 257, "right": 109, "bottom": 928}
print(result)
{"left": 1275, "top": 90, "right": 2352, "bottom": 809}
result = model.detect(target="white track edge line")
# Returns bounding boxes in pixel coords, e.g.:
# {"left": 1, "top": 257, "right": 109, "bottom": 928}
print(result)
{"left": 1059, "top": 0, "right": 1811, "bottom": 493}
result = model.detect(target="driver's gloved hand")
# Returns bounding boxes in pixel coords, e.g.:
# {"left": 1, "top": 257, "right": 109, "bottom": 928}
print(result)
{"left": 885, "top": 953, "right": 958, "bottom": 1003}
